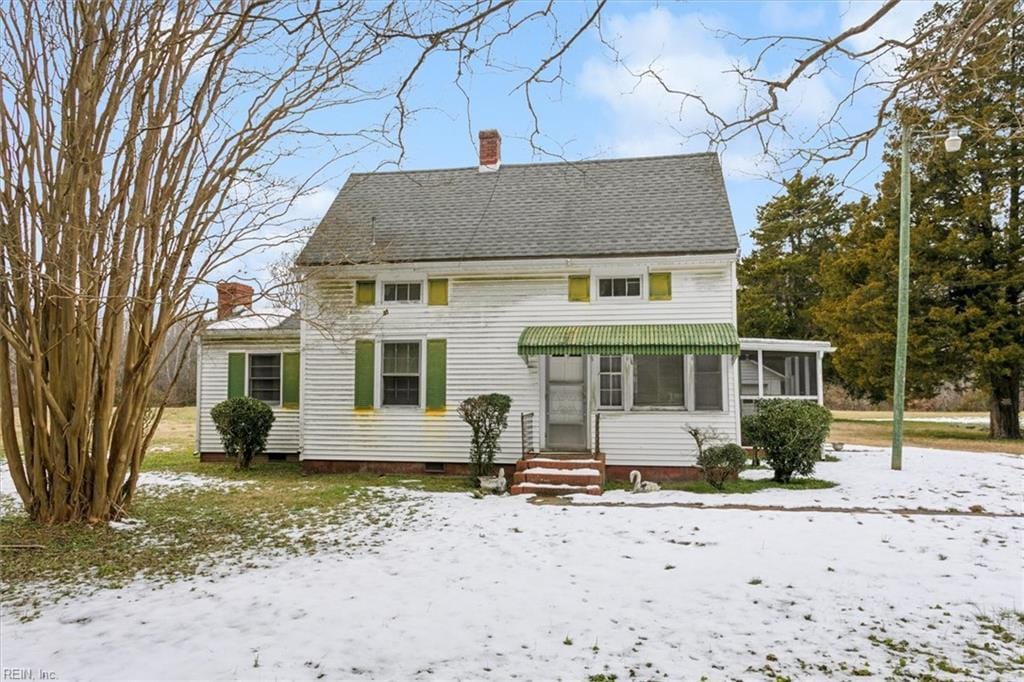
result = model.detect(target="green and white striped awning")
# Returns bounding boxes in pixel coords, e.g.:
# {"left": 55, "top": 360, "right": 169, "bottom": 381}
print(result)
{"left": 517, "top": 323, "right": 740, "bottom": 357}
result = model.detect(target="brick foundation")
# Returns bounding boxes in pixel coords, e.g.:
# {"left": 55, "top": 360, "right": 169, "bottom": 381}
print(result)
{"left": 200, "top": 452, "right": 299, "bottom": 463}
{"left": 604, "top": 465, "right": 703, "bottom": 483}
{"left": 301, "top": 459, "right": 489, "bottom": 476}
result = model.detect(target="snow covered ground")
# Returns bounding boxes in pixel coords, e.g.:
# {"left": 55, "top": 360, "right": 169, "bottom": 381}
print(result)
{"left": 580, "top": 445, "right": 1023, "bottom": 515}
{"left": 2, "top": 446, "right": 1022, "bottom": 680}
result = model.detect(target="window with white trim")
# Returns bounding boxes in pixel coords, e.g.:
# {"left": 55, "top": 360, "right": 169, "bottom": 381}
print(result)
{"left": 693, "top": 355, "right": 723, "bottom": 410}
{"left": 382, "top": 341, "right": 420, "bottom": 406}
{"left": 633, "top": 355, "right": 685, "bottom": 407}
{"left": 383, "top": 282, "right": 422, "bottom": 303}
{"left": 598, "top": 276, "right": 641, "bottom": 298}
{"left": 598, "top": 356, "right": 623, "bottom": 408}
{"left": 248, "top": 353, "right": 281, "bottom": 404}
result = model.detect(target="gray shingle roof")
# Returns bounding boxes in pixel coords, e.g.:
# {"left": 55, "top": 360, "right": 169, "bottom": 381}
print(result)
{"left": 296, "top": 152, "right": 738, "bottom": 266}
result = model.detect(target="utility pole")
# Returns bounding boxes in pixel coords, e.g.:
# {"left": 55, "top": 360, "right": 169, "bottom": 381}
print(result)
{"left": 891, "top": 128, "right": 912, "bottom": 471}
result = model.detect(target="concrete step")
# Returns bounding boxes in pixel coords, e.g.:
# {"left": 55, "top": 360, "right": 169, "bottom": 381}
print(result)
{"left": 513, "top": 468, "right": 603, "bottom": 486}
{"left": 510, "top": 482, "right": 602, "bottom": 496}
{"left": 527, "top": 450, "right": 605, "bottom": 461}
{"left": 516, "top": 458, "right": 603, "bottom": 472}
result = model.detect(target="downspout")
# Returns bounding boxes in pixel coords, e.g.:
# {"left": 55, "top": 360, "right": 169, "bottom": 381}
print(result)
{"left": 194, "top": 336, "right": 202, "bottom": 455}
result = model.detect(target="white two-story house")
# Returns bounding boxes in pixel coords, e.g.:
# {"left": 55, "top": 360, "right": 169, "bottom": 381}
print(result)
{"left": 197, "top": 131, "right": 830, "bottom": 491}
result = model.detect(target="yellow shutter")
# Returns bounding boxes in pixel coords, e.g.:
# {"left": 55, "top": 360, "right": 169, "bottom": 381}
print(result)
{"left": 568, "top": 275, "right": 590, "bottom": 302}
{"left": 428, "top": 279, "right": 448, "bottom": 305}
{"left": 649, "top": 272, "right": 672, "bottom": 301}
{"left": 355, "top": 281, "right": 376, "bottom": 306}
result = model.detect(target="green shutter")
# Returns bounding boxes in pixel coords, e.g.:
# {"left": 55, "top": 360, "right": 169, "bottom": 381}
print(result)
{"left": 428, "top": 278, "right": 449, "bottom": 306}
{"left": 282, "top": 352, "right": 300, "bottom": 409}
{"left": 568, "top": 275, "right": 590, "bottom": 302}
{"left": 425, "top": 339, "right": 447, "bottom": 411}
{"left": 228, "top": 353, "right": 246, "bottom": 398}
{"left": 649, "top": 272, "right": 672, "bottom": 301}
{"left": 356, "top": 280, "right": 376, "bottom": 306}
{"left": 354, "top": 340, "right": 375, "bottom": 409}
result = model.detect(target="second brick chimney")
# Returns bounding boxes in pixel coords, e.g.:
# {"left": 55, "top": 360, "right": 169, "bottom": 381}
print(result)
{"left": 478, "top": 129, "right": 501, "bottom": 172}
{"left": 216, "top": 281, "right": 254, "bottom": 320}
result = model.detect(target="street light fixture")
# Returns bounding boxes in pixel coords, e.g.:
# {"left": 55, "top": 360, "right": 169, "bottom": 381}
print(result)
{"left": 944, "top": 128, "right": 963, "bottom": 153}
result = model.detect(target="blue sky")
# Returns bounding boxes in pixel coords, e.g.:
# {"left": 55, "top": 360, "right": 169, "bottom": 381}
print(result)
{"left": 223, "top": 0, "right": 932, "bottom": 289}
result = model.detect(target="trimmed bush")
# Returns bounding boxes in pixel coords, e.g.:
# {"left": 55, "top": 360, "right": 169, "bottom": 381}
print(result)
{"left": 744, "top": 399, "right": 832, "bottom": 483}
{"left": 696, "top": 443, "right": 748, "bottom": 490}
{"left": 458, "top": 393, "right": 512, "bottom": 479}
{"left": 210, "top": 396, "right": 276, "bottom": 470}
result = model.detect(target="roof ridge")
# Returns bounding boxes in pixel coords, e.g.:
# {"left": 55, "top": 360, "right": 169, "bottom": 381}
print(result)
{"left": 346, "top": 151, "right": 719, "bottom": 177}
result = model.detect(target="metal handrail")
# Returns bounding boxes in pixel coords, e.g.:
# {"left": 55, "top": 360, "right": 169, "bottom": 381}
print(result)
{"left": 593, "top": 412, "right": 601, "bottom": 458}
{"left": 521, "top": 412, "right": 535, "bottom": 459}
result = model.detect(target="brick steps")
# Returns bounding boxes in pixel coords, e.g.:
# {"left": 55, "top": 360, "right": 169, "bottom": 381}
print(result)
{"left": 514, "top": 458, "right": 602, "bottom": 472}
{"left": 510, "top": 482, "right": 603, "bottom": 496}
{"left": 513, "top": 468, "right": 602, "bottom": 487}
{"left": 510, "top": 452, "right": 605, "bottom": 496}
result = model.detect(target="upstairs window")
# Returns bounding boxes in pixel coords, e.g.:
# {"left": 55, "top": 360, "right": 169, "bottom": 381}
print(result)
{"left": 598, "top": 356, "right": 623, "bottom": 408}
{"left": 248, "top": 353, "right": 281, "bottom": 404}
{"left": 383, "top": 282, "right": 422, "bottom": 303}
{"left": 598, "top": 277, "right": 641, "bottom": 298}
{"left": 382, "top": 342, "right": 420, "bottom": 406}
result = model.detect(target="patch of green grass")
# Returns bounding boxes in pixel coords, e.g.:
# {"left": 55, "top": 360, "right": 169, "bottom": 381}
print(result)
{"left": 1, "top": 449, "right": 472, "bottom": 618}
{"left": 605, "top": 477, "right": 836, "bottom": 494}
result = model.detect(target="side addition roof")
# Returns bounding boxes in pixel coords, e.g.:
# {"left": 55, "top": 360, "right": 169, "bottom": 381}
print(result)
{"left": 297, "top": 153, "right": 739, "bottom": 265}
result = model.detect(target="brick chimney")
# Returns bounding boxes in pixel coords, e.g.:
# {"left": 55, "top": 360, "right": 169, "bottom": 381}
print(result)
{"left": 216, "top": 281, "right": 254, "bottom": 320}
{"left": 478, "top": 129, "right": 501, "bottom": 172}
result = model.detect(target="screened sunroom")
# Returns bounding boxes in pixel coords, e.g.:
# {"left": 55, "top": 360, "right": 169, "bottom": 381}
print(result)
{"left": 738, "top": 338, "right": 833, "bottom": 418}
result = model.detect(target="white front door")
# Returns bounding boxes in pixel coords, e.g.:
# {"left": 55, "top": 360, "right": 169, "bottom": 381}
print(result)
{"left": 545, "top": 355, "right": 588, "bottom": 450}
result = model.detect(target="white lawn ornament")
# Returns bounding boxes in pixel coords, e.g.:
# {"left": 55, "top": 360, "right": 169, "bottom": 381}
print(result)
{"left": 630, "top": 470, "right": 660, "bottom": 493}
{"left": 478, "top": 467, "right": 507, "bottom": 494}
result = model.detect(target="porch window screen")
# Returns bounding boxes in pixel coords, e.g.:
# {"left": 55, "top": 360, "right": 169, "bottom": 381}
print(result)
{"left": 599, "top": 356, "right": 623, "bottom": 408}
{"left": 693, "top": 355, "right": 723, "bottom": 411}
{"left": 633, "top": 355, "right": 684, "bottom": 407}
{"left": 248, "top": 354, "right": 281, "bottom": 404}
{"left": 762, "top": 351, "right": 818, "bottom": 396}
{"left": 382, "top": 342, "right": 420, "bottom": 406}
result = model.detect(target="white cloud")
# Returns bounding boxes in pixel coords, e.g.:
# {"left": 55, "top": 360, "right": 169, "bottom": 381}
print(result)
{"left": 578, "top": 7, "right": 839, "bottom": 180}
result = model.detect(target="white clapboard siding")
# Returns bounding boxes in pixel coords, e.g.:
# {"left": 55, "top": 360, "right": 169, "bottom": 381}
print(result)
{"left": 301, "top": 258, "right": 739, "bottom": 467}
{"left": 198, "top": 339, "right": 301, "bottom": 455}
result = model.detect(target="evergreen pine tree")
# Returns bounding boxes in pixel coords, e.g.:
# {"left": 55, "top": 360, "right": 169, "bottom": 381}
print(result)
{"left": 738, "top": 172, "right": 850, "bottom": 340}
{"left": 817, "top": 2, "right": 1022, "bottom": 438}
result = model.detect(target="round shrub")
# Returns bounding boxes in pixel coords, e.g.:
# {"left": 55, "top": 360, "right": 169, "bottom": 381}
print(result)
{"left": 696, "top": 443, "right": 747, "bottom": 490}
{"left": 210, "top": 396, "right": 276, "bottom": 470}
{"left": 457, "top": 393, "right": 512, "bottom": 479}
{"left": 744, "top": 399, "right": 832, "bottom": 483}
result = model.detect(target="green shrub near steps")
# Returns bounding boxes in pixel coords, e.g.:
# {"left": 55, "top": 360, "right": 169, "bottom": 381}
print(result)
{"left": 211, "top": 396, "right": 276, "bottom": 470}
{"left": 458, "top": 393, "right": 512, "bottom": 479}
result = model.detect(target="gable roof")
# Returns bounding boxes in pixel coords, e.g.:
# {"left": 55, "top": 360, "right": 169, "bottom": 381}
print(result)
{"left": 296, "top": 152, "right": 738, "bottom": 266}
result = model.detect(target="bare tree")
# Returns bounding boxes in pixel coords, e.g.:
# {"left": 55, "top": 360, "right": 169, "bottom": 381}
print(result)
{"left": 597, "top": 0, "right": 1021, "bottom": 175}
{"left": 266, "top": 248, "right": 303, "bottom": 312}
{"left": 0, "top": 0, "right": 603, "bottom": 523}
